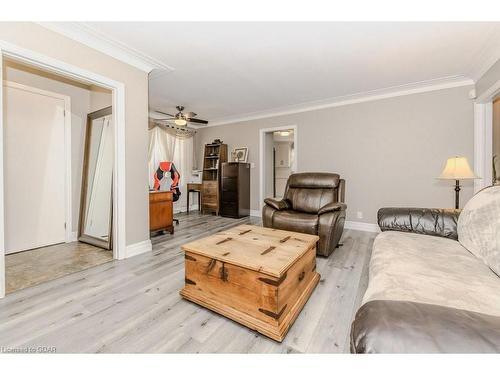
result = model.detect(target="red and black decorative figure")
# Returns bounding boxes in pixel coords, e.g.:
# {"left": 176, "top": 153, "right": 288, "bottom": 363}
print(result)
{"left": 153, "top": 161, "right": 181, "bottom": 202}
{"left": 153, "top": 161, "right": 181, "bottom": 226}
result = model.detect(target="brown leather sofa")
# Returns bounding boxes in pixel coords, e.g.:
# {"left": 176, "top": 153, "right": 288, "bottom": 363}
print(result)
{"left": 262, "top": 172, "right": 346, "bottom": 257}
{"left": 350, "top": 189, "right": 500, "bottom": 353}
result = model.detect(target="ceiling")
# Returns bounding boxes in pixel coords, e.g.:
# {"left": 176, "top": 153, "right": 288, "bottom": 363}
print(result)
{"left": 56, "top": 22, "right": 500, "bottom": 125}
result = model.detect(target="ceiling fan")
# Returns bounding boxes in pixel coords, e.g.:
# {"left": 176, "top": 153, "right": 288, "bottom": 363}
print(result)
{"left": 154, "top": 106, "right": 208, "bottom": 126}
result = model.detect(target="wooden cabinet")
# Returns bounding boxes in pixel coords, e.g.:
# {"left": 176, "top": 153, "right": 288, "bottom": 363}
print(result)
{"left": 201, "top": 180, "right": 219, "bottom": 213}
{"left": 220, "top": 162, "right": 250, "bottom": 218}
{"left": 201, "top": 143, "right": 228, "bottom": 215}
{"left": 149, "top": 191, "right": 174, "bottom": 234}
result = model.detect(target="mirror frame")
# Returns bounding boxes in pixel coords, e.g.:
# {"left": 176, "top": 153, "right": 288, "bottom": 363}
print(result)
{"left": 78, "top": 106, "right": 113, "bottom": 250}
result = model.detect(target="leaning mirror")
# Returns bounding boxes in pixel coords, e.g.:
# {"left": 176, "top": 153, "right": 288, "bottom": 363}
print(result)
{"left": 79, "top": 107, "right": 113, "bottom": 250}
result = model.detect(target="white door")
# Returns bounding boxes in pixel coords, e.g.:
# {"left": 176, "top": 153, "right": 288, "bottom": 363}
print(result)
{"left": 4, "top": 83, "right": 67, "bottom": 254}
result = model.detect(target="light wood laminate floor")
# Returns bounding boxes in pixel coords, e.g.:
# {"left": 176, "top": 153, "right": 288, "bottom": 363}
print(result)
{"left": 0, "top": 212, "right": 375, "bottom": 353}
{"left": 6, "top": 242, "right": 113, "bottom": 294}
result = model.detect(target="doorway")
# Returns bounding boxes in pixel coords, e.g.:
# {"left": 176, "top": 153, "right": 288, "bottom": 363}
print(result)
{"left": 0, "top": 53, "right": 121, "bottom": 296}
{"left": 259, "top": 125, "right": 298, "bottom": 207}
{"left": 3, "top": 60, "right": 113, "bottom": 294}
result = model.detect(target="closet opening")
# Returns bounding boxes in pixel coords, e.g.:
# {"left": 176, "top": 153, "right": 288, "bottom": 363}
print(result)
{"left": 2, "top": 57, "right": 114, "bottom": 294}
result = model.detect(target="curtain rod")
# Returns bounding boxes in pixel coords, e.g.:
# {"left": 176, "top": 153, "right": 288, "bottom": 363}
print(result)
{"left": 149, "top": 119, "right": 198, "bottom": 134}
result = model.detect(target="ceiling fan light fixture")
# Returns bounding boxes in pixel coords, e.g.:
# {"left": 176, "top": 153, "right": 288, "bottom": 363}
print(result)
{"left": 175, "top": 118, "right": 187, "bottom": 126}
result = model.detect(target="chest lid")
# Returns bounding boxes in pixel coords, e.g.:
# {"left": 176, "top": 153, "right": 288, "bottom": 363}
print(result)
{"left": 181, "top": 224, "right": 319, "bottom": 277}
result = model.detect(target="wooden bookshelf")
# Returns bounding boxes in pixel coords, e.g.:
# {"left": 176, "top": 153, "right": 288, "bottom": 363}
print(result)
{"left": 201, "top": 143, "right": 228, "bottom": 215}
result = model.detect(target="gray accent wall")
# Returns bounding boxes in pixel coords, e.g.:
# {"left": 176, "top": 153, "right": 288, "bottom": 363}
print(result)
{"left": 196, "top": 86, "right": 475, "bottom": 224}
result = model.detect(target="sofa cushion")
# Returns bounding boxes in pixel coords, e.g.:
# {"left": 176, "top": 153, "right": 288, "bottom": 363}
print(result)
{"left": 362, "top": 231, "right": 500, "bottom": 317}
{"left": 458, "top": 186, "right": 500, "bottom": 276}
{"left": 271, "top": 210, "right": 318, "bottom": 235}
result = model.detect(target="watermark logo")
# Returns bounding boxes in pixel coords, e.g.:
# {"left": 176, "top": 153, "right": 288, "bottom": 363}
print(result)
{"left": 0, "top": 346, "right": 57, "bottom": 353}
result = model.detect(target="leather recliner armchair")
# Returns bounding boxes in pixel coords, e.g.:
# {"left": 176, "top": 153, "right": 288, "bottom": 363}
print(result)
{"left": 262, "top": 172, "right": 346, "bottom": 257}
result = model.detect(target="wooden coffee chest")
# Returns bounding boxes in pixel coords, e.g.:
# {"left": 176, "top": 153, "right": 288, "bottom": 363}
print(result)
{"left": 180, "top": 224, "right": 320, "bottom": 342}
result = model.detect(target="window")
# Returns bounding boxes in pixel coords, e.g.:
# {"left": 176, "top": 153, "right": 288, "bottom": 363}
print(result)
{"left": 148, "top": 125, "right": 194, "bottom": 211}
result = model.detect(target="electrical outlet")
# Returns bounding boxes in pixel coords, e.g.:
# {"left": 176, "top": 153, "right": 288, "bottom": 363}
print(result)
{"left": 356, "top": 211, "right": 363, "bottom": 219}
{"left": 250, "top": 163, "right": 255, "bottom": 168}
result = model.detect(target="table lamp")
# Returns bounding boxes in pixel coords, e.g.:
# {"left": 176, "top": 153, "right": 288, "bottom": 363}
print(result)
{"left": 438, "top": 156, "right": 478, "bottom": 209}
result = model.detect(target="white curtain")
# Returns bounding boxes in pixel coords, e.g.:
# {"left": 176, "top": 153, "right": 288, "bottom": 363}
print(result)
{"left": 148, "top": 125, "right": 194, "bottom": 211}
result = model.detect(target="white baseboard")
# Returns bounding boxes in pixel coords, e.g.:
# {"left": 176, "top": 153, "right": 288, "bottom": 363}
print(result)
{"left": 125, "top": 239, "right": 152, "bottom": 258}
{"left": 250, "top": 209, "right": 261, "bottom": 217}
{"left": 344, "top": 220, "right": 380, "bottom": 233}
{"left": 68, "top": 231, "right": 78, "bottom": 242}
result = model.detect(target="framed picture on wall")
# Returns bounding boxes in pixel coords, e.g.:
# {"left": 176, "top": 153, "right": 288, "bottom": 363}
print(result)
{"left": 232, "top": 147, "right": 248, "bottom": 163}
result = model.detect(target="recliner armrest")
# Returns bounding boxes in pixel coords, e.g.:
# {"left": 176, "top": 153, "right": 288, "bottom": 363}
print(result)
{"left": 377, "top": 207, "right": 461, "bottom": 240}
{"left": 318, "top": 202, "right": 347, "bottom": 215}
{"left": 264, "top": 198, "right": 290, "bottom": 211}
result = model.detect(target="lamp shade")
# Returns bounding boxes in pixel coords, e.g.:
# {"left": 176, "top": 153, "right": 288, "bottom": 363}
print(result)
{"left": 438, "top": 156, "right": 477, "bottom": 180}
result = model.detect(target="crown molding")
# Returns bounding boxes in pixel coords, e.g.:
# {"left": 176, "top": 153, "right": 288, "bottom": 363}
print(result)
{"left": 208, "top": 75, "right": 474, "bottom": 127}
{"left": 468, "top": 27, "right": 500, "bottom": 82}
{"left": 37, "top": 22, "right": 175, "bottom": 74}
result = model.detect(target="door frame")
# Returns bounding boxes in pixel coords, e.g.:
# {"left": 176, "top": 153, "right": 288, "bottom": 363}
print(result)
{"left": 0, "top": 41, "right": 127, "bottom": 298}
{"left": 474, "top": 78, "right": 500, "bottom": 193}
{"left": 3, "top": 80, "right": 73, "bottom": 247}
{"left": 259, "top": 125, "right": 298, "bottom": 210}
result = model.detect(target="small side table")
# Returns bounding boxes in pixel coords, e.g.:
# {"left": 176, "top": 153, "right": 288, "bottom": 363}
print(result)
{"left": 187, "top": 183, "right": 202, "bottom": 213}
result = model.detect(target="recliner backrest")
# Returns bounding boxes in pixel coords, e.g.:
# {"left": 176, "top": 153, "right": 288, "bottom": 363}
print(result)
{"left": 284, "top": 172, "right": 342, "bottom": 214}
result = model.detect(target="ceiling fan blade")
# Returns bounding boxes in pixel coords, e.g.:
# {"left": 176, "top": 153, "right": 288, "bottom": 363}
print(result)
{"left": 184, "top": 112, "right": 197, "bottom": 119}
{"left": 154, "top": 110, "right": 175, "bottom": 117}
{"left": 188, "top": 118, "right": 208, "bottom": 125}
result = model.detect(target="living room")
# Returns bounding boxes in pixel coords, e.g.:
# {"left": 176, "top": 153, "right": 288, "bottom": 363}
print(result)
{"left": 1, "top": 1, "right": 500, "bottom": 372}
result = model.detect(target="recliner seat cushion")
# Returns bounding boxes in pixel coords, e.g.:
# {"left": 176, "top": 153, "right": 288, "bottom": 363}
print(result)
{"left": 363, "top": 231, "right": 500, "bottom": 317}
{"left": 270, "top": 210, "right": 319, "bottom": 235}
{"left": 458, "top": 186, "right": 500, "bottom": 276}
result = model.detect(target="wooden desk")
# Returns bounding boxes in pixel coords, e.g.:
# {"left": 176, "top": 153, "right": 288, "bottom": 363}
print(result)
{"left": 149, "top": 191, "right": 174, "bottom": 234}
{"left": 186, "top": 183, "right": 202, "bottom": 213}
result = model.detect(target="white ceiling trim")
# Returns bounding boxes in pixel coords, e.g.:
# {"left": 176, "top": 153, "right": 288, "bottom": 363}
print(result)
{"left": 37, "top": 22, "right": 175, "bottom": 74}
{"left": 468, "top": 27, "right": 500, "bottom": 82}
{"left": 208, "top": 75, "right": 474, "bottom": 127}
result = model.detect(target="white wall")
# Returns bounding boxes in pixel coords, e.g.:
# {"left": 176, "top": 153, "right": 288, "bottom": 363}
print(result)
{"left": 196, "top": 85, "right": 475, "bottom": 224}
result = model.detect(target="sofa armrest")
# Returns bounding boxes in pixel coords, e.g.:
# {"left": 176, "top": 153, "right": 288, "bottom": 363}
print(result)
{"left": 377, "top": 207, "right": 461, "bottom": 240}
{"left": 351, "top": 300, "right": 500, "bottom": 353}
{"left": 264, "top": 198, "right": 290, "bottom": 211}
{"left": 318, "top": 202, "right": 347, "bottom": 215}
